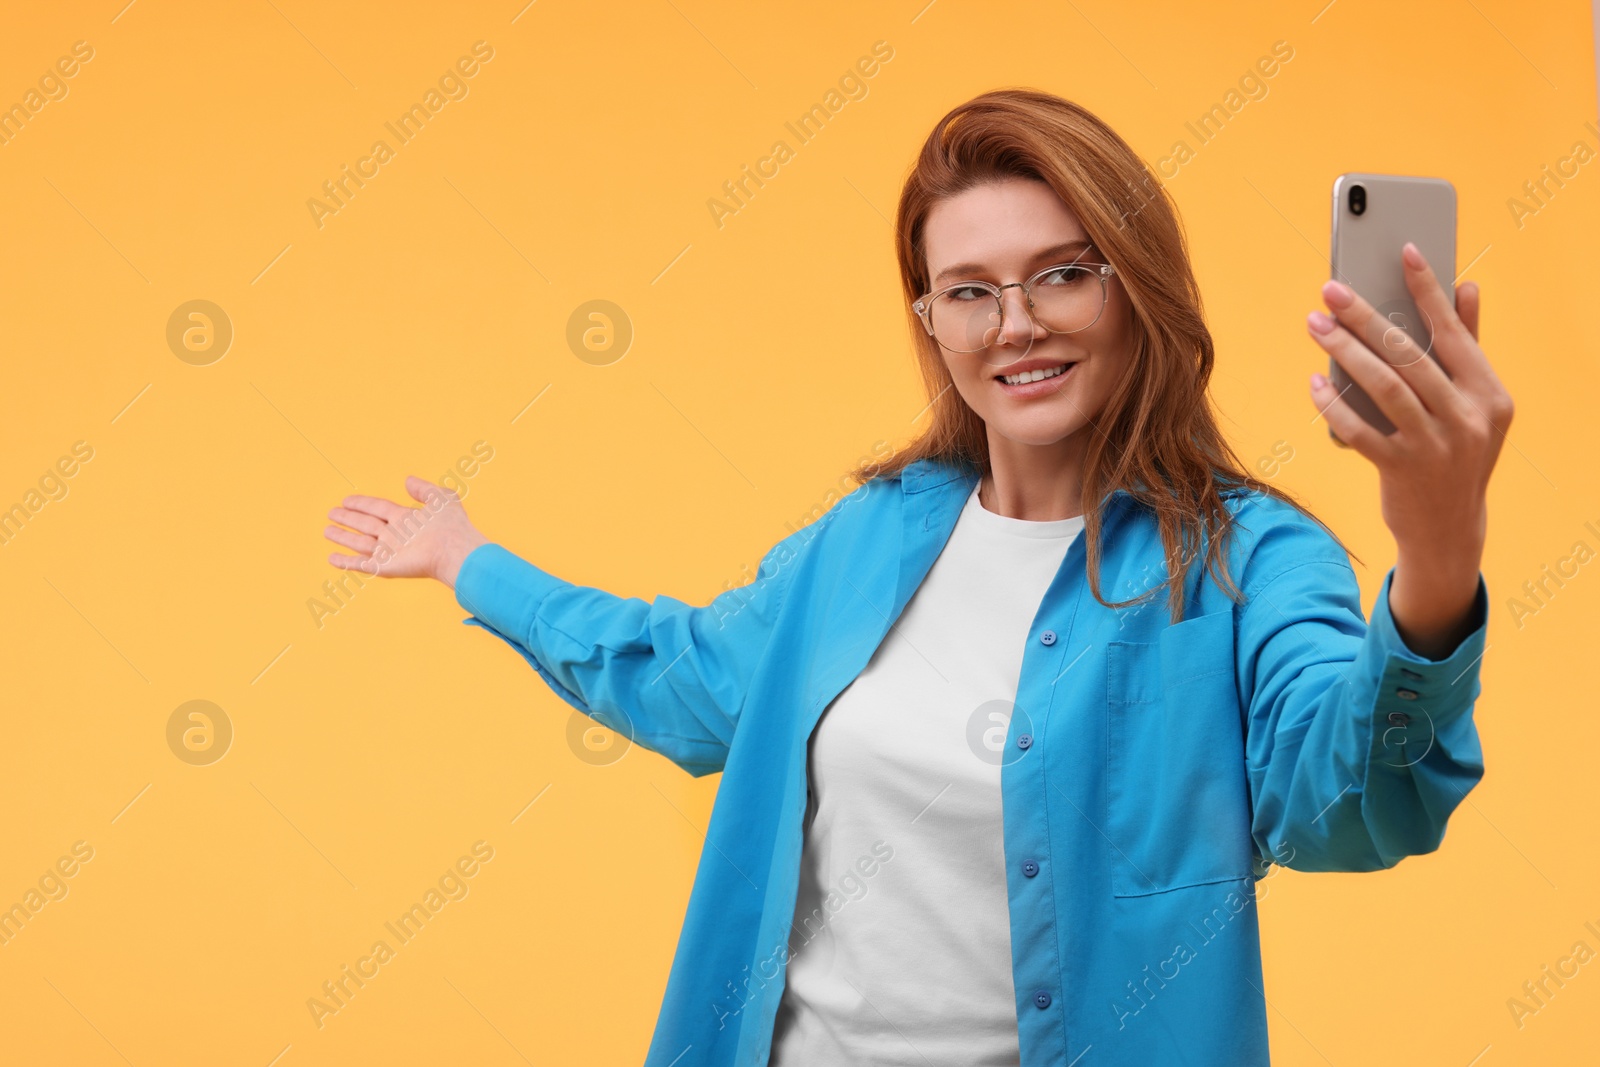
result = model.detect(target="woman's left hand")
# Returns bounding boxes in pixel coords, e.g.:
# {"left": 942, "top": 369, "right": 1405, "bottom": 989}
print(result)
{"left": 1304, "top": 242, "right": 1515, "bottom": 658}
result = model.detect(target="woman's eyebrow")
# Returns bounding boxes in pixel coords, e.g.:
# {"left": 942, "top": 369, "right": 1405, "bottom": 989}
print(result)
{"left": 932, "top": 238, "right": 1095, "bottom": 286}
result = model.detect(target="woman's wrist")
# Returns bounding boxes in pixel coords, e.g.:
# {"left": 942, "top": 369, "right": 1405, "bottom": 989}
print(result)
{"left": 1388, "top": 546, "right": 1483, "bottom": 659}
{"left": 437, "top": 531, "right": 490, "bottom": 590}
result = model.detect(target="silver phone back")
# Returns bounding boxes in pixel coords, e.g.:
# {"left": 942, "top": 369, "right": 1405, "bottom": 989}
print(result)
{"left": 1328, "top": 173, "right": 1456, "bottom": 439}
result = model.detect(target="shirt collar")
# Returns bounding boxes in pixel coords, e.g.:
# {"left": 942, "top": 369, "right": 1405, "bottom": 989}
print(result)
{"left": 899, "top": 454, "right": 1136, "bottom": 510}
{"left": 901, "top": 454, "right": 975, "bottom": 494}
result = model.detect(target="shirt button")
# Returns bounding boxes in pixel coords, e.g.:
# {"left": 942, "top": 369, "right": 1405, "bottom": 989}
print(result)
{"left": 1034, "top": 990, "right": 1052, "bottom": 1009}
{"left": 1396, "top": 688, "right": 1420, "bottom": 700}
{"left": 1017, "top": 734, "right": 1033, "bottom": 750}
{"left": 1387, "top": 711, "right": 1412, "bottom": 727}
{"left": 1040, "top": 630, "right": 1057, "bottom": 646}
{"left": 1023, "top": 861, "right": 1039, "bottom": 877}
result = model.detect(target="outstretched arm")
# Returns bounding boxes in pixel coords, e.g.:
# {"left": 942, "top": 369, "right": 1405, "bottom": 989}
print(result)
{"left": 1248, "top": 239, "right": 1512, "bottom": 873}
{"left": 1305, "top": 240, "right": 1512, "bottom": 656}
{"left": 324, "top": 477, "right": 811, "bottom": 777}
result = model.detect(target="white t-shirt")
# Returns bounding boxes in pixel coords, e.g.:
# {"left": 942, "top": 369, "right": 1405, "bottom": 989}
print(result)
{"left": 768, "top": 480, "right": 1086, "bottom": 1067}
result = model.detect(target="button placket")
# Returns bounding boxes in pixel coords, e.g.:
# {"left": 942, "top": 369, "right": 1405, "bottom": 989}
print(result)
{"left": 1016, "top": 553, "right": 1087, "bottom": 1054}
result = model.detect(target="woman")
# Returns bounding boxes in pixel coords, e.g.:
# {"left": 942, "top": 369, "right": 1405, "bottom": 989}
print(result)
{"left": 323, "top": 89, "right": 1509, "bottom": 1066}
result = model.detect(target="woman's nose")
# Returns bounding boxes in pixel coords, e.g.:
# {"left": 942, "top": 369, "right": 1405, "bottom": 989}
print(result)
{"left": 994, "top": 288, "right": 1042, "bottom": 349}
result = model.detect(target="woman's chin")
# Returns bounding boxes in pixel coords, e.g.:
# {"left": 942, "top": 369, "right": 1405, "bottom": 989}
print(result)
{"left": 985, "top": 415, "right": 1086, "bottom": 449}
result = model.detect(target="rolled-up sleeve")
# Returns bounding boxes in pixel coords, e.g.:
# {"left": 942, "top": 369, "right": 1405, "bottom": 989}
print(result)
{"left": 1237, "top": 519, "right": 1490, "bottom": 875}
{"left": 454, "top": 527, "right": 810, "bottom": 777}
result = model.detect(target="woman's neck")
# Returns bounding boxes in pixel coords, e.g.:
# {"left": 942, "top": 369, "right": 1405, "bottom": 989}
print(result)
{"left": 979, "top": 438, "right": 1087, "bottom": 521}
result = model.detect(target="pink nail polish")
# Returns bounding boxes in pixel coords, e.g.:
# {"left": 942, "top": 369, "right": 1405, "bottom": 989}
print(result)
{"left": 1321, "top": 280, "right": 1354, "bottom": 308}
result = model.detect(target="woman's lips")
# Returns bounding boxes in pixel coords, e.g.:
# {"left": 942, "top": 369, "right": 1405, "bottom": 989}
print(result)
{"left": 994, "top": 361, "right": 1076, "bottom": 397}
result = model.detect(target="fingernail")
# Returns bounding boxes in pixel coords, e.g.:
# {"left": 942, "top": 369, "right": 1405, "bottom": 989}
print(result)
{"left": 1311, "top": 372, "right": 1328, "bottom": 389}
{"left": 1307, "top": 310, "right": 1336, "bottom": 334}
{"left": 1402, "top": 242, "right": 1424, "bottom": 268}
{"left": 1321, "top": 280, "right": 1354, "bottom": 308}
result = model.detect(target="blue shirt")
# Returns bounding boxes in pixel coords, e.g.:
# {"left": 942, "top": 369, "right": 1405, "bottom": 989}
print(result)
{"left": 453, "top": 454, "right": 1490, "bottom": 1066}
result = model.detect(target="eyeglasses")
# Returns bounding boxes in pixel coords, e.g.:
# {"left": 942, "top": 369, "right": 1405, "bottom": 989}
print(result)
{"left": 912, "top": 260, "right": 1117, "bottom": 355}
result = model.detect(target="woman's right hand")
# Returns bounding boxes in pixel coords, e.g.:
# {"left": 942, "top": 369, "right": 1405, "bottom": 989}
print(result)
{"left": 324, "top": 475, "right": 489, "bottom": 589}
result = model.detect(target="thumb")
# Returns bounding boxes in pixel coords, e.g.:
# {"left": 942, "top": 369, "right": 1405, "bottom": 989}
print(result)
{"left": 405, "top": 475, "right": 457, "bottom": 510}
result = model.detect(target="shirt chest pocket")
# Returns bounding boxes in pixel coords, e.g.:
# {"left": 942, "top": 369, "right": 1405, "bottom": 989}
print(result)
{"left": 1104, "top": 608, "right": 1254, "bottom": 897}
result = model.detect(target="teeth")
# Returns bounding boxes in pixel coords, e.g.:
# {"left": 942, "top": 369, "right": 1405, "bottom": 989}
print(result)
{"left": 1001, "top": 363, "right": 1069, "bottom": 385}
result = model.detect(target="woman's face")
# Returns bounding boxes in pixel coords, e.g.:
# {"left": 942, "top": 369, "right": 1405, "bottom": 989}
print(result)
{"left": 921, "top": 177, "right": 1134, "bottom": 453}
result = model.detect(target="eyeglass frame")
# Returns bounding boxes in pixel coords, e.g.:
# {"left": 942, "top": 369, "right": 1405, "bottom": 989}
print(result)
{"left": 911, "top": 259, "right": 1118, "bottom": 353}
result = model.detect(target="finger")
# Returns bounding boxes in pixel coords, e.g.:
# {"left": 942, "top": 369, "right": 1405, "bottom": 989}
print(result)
{"left": 340, "top": 494, "right": 411, "bottom": 524}
{"left": 324, "top": 524, "right": 377, "bottom": 554}
{"left": 1400, "top": 242, "right": 1485, "bottom": 387}
{"left": 1399, "top": 242, "right": 1463, "bottom": 341}
{"left": 327, "top": 506, "right": 385, "bottom": 537}
{"left": 1456, "top": 281, "right": 1480, "bottom": 342}
{"left": 1399, "top": 247, "right": 1509, "bottom": 420}
{"left": 1307, "top": 311, "right": 1430, "bottom": 433}
{"left": 329, "top": 550, "right": 375, "bottom": 572}
{"left": 407, "top": 474, "right": 460, "bottom": 511}
{"left": 1308, "top": 371, "right": 1390, "bottom": 459}
{"left": 1320, "top": 279, "right": 1458, "bottom": 417}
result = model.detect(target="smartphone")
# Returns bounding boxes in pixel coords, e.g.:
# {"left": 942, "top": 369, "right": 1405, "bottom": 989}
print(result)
{"left": 1327, "top": 173, "right": 1456, "bottom": 442}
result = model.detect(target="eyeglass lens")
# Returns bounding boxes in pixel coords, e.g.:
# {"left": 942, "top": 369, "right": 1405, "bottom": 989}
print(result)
{"left": 929, "top": 265, "right": 1108, "bottom": 354}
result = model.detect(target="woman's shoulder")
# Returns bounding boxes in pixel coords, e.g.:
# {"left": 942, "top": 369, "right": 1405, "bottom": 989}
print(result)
{"left": 1215, "top": 485, "right": 1353, "bottom": 595}
{"left": 762, "top": 462, "right": 910, "bottom": 563}
{"left": 836, "top": 453, "right": 974, "bottom": 507}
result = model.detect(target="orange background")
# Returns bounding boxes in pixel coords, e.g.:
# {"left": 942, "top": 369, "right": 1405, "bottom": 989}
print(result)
{"left": 1, "top": 1, "right": 1596, "bottom": 1063}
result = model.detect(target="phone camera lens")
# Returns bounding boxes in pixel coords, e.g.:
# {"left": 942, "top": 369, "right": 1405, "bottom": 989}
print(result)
{"left": 1349, "top": 184, "right": 1366, "bottom": 216}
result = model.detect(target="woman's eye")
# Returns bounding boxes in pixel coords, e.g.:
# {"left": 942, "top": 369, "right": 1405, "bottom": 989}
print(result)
{"left": 946, "top": 285, "right": 990, "bottom": 302}
{"left": 1037, "top": 266, "right": 1090, "bottom": 287}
